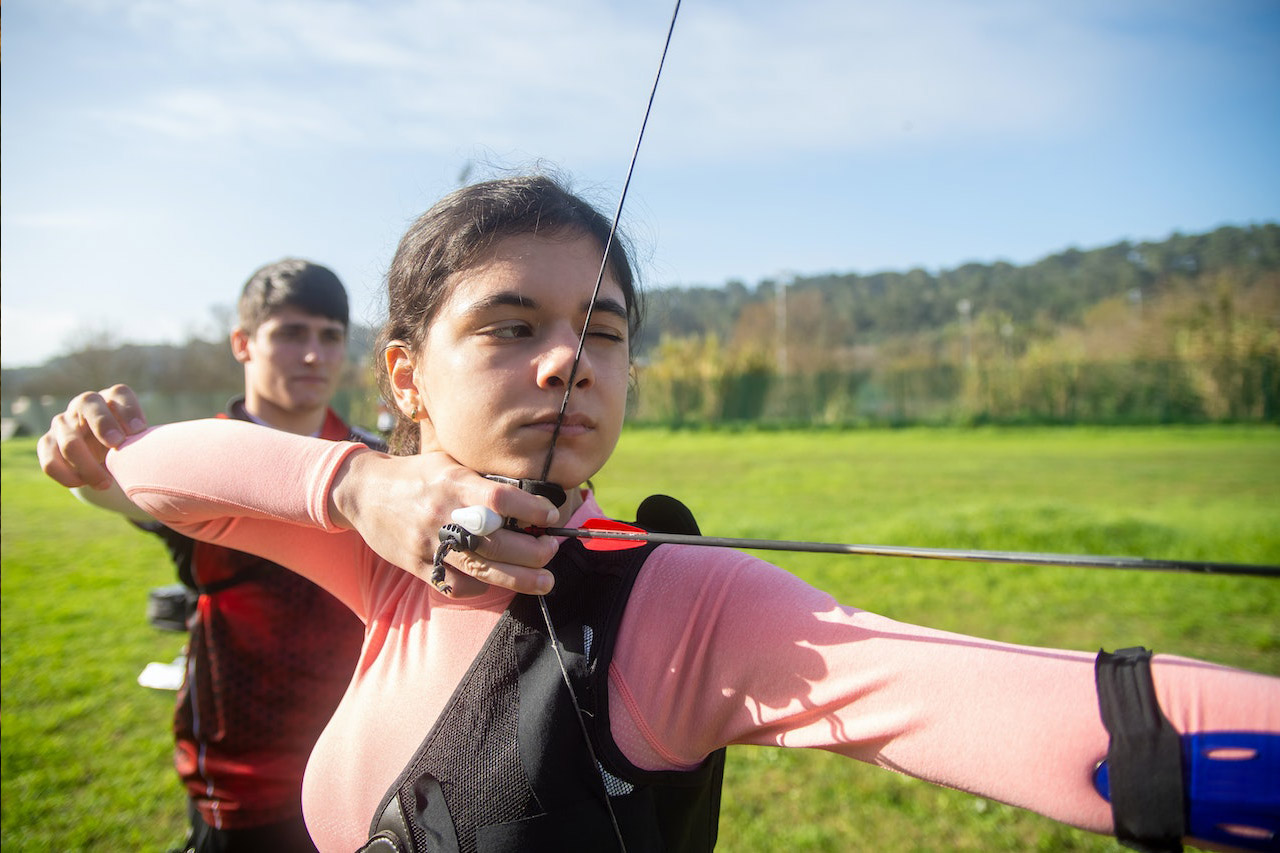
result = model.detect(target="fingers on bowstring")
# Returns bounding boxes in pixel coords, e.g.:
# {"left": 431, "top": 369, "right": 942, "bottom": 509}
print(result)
{"left": 440, "top": 529, "right": 557, "bottom": 596}
{"left": 475, "top": 529, "right": 558, "bottom": 573}
{"left": 479, "top": 480, "right": 561, "bottom": 529}
{"left": 448, "top": 548, "right": 556, "bottom": 597}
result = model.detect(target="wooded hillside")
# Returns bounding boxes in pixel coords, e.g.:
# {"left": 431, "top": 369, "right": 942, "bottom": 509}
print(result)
{"left": 4, "top": 224, "right": 1277, "bottom": 429}
{"left": 632, "top": 224, "right": 1280, "bottom": 425}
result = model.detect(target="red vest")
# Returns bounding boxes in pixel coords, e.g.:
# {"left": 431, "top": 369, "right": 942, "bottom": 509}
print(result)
{"left": 154, "top": 403, "right": 379, "bottom": 829}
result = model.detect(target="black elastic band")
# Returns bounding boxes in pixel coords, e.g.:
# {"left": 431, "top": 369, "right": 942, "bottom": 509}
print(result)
{"left": 482, "top": 475, "right": 567, "bottom": 510}
{"left": 1095, "top": 646, "right": 1186, "bottom": 853}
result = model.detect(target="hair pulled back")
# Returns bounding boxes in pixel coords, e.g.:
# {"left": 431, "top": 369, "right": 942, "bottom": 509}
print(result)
{"left": 376, "top": 174, "right": 641, "bottom": 455}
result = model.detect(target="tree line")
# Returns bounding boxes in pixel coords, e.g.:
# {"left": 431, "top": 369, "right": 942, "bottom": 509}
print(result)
{"left": 636, "top": 224, "right": 1279, "bottom": 349}
{"left": 4, "top": 224, "right": 1278, "bottom": 430}
{"left": 631, "top": 223, "right": 1280, "bottom": 425}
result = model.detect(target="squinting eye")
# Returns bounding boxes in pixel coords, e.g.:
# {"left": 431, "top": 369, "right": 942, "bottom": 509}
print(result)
{"left": 588, "top": 327, "right": 626, "bottom": 344}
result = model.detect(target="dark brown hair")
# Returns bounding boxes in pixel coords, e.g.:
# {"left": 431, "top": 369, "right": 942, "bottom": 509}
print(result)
{"left": 237, "top": 258, "right": 348, "bottom": 333}
{"left": 376, "top": 174, "right": 641, "bottom": 455}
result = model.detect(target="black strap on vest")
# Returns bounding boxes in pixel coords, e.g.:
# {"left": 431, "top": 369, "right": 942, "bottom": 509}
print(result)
{"left": 1095, "top": 647, "right": 1186, "bottom": 853}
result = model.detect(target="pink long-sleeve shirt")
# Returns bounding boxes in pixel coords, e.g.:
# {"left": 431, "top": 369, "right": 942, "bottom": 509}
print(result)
{"left": 107, "top": 419, "right": 1278, "bottom": 852}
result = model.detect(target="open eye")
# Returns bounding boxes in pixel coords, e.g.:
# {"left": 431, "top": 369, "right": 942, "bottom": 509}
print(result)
{"left": 273, "top": 324, "right": 309, "bottom": 343}
{"left": 486, "top": 322, "right": 533, "bottom": 340}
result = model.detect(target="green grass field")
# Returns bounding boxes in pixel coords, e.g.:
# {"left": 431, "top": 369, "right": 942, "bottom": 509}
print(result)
{"left": 3, "top": 427, "right": 1278, "bottom": 851}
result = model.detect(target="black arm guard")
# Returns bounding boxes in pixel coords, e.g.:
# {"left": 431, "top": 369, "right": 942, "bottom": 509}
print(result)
{"left": 1095, "top": 646, "right": 1186, "bottom": 853}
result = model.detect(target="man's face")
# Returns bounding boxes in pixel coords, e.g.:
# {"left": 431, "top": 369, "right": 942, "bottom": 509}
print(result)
{"left": 233, "top": 306, "right": 347, "bottom": 418}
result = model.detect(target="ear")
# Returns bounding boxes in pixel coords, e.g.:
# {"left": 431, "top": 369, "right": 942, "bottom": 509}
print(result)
{"left": 230, "top": 327, "right": 252, "bottom": 365}
{"left": 384, "top": 342, "right": 422, "bottom": 419}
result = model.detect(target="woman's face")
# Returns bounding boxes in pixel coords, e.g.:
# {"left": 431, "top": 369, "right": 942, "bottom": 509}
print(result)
{"left": 413, "top": 230, "right": 631, "bottom": 487}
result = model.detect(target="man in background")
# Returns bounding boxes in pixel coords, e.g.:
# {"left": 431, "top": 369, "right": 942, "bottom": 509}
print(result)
{"left": 39, "top": 259, "right": 382, "bottom": 852}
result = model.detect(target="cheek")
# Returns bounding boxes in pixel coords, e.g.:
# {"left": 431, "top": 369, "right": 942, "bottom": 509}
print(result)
{"left": 414, "top": 355, "right": 501, "bottom": 432}
{"left": 270, "top": 343, "right": 301, "bottom": 363}
{"left": 600, "top": 357, "right": 633, "bottom": 400}
{"left": 264, "top": 347, "right": 292, "bottom": 374}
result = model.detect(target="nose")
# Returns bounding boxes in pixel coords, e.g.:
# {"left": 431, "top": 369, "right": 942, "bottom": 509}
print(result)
{"left": 536, "top": 327, "right": 592, "bottom": 391}
{"left": 301, "top": 332, "right": 333, "bottom": 366}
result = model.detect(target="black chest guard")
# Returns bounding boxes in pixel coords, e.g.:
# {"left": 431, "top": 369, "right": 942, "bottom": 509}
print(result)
{"left": 361, "top": 496, "right": 725, "bottom": 853}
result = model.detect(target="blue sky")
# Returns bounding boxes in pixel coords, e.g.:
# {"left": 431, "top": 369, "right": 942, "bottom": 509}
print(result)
{"left": 3, "top": 0, "right": 1278, "bottom": 367}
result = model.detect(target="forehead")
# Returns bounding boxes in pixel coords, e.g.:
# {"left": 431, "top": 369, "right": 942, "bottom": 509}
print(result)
{"left": 444, "top": 231, "right": 625, "bottom": 312}
{"left": 258, "top": 305, "right": 346, "bottom": 332}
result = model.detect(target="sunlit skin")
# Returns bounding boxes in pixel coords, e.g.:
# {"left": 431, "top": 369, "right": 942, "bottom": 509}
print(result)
{"left": 231, "top": 306, "right": 347, "bottom": 435}
{"left": 392, "top": 231, "right": 632, "bottom": 523}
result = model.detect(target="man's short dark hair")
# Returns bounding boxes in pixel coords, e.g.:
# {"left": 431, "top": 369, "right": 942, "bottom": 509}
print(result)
{"left": 237, "top": 258, "right": 349, "bottom": 333}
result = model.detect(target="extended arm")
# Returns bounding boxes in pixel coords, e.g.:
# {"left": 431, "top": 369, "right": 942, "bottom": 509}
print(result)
{"left": 610, "top": 546, "right": 1279, "bottom": 851}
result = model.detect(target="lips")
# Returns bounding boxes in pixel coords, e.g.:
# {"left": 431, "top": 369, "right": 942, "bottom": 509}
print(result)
{"left": 525, "top": 412, "right": 596, "bottom": 435}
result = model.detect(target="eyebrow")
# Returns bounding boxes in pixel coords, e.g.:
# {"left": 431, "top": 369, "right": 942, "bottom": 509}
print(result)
{"left": 465, "top": 291, "right": 629, "bottom": 323}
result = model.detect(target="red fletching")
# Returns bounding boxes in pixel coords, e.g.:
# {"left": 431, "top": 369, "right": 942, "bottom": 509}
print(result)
{"left": 576, "top": 518, "right": 650, "bottom": 551}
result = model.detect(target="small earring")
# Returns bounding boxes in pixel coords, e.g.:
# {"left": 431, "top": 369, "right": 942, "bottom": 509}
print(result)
{"left": 409, "top": 405, "right": 419, "bottom": 421}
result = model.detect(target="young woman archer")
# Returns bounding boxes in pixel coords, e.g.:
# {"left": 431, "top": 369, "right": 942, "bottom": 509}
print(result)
{"left": 93, "top": 174, "right": 1276, "bottom": 853}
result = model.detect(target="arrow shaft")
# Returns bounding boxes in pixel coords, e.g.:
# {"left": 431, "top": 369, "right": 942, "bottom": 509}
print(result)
{"left": 544, "top": 527, "right": 1280, "bottom": 577}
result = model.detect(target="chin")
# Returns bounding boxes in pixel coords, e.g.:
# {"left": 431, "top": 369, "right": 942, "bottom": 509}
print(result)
{"left": 545, "top": 457, "right": 604, "bottom": 490}
{"left": 288, "top": 393, "right": 331, "bottom": 411}
{"left": 476, "top": 458, "right": 596, "bottom": 491}
{"left": 462, "top": 453, "right": 547, "bottom": 483}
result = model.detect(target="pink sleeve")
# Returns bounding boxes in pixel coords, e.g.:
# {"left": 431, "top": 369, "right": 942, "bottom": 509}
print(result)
{"left": 609, "top": 545, "right": 1280, "bottom": 835}
{"left": 105, "top": 419, "right": 377, "bottom": 617}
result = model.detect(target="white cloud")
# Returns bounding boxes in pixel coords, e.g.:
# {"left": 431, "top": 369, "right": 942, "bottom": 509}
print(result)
{"left": 60, "top": 0, "right": 654, "bottom": 157}
{"left": 59, "top": 0, "right": 1134, "bottom": 161}
{"left": 90, "top": 88, "right": 361, "bottom": 144}
{"left": 647, "top": 0, "right": 1127, "bottom": 157}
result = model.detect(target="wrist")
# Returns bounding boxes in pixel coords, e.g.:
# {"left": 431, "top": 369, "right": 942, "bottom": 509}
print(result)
{"left": 329, "top": 447, "right": 375, "bottom": 530}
